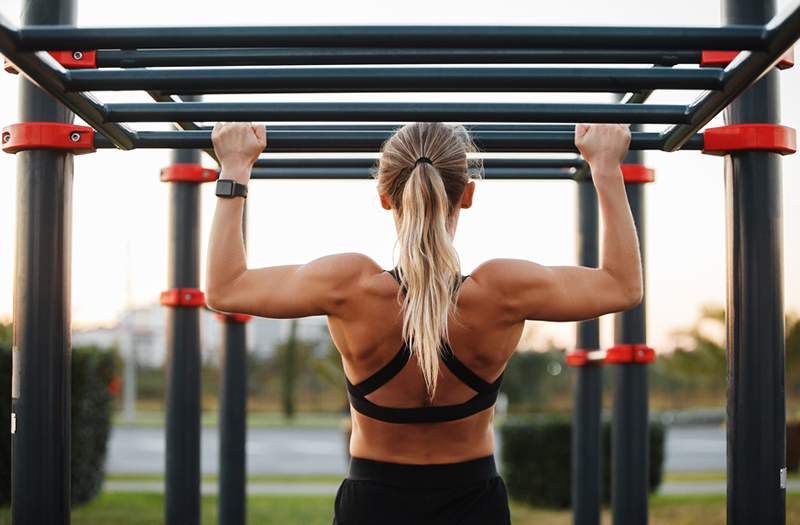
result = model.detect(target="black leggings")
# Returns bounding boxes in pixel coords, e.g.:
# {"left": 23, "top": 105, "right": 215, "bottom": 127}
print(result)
{"left": 332, "top": 455, "right": 511, "bottom": 525}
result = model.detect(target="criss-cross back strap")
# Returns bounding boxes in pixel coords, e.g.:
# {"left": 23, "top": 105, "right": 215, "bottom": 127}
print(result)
{"left": 346, "top": 344, "right": 411, "bottom": 397}
{"left": 440, "top": 344, "right": 504, "bottom": 394}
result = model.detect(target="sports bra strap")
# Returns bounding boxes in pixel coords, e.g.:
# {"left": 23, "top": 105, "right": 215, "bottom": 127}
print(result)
{"left": 346, "top": 386, "right": 501, "bottom": 424}
{"left": 342, "top": 267, "right": 503, "bottom": 425}
{"left": 440, "top": 344, "right": 503, "bottom": 394}
{"left": 346, "top": 344, "right": 411, "bottom": 397}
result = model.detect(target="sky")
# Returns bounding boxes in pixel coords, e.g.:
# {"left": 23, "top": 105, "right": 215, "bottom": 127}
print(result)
{"left": 0, "top": 0, "right": 798, "bottom": 353}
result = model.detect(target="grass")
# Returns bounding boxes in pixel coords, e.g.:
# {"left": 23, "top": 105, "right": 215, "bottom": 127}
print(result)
{"left": 109, "top": 469, "right": 800, "bottom": 484}
{"left": 664, "top": 470, "right": 800, "bottom": 482}
{"left": 0, "top": 493, "right": 797, "bottom": 525}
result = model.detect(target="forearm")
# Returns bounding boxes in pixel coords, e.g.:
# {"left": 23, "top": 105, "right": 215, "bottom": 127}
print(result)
{"left": 593, "top": 163, "right": 643, "bottom": 301}
{"left": 206, "top": 169, "right": 248, "bottom": 302}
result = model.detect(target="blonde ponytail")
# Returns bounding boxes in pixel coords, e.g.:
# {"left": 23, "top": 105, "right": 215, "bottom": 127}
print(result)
{"left": 376, "top": 122, "right": 480, "bottom": 398}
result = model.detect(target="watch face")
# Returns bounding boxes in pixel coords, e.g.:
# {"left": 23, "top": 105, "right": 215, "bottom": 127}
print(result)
{"left": 217, "top": 179, "right": 234, "bottom": 196}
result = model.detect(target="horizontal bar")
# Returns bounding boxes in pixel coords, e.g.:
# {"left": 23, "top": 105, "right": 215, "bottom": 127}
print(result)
{"left": 13, "top": 25, "right": 769, "bottom": 51}
{"left": 96, "top": 48, "right": 702, "bottom": 68}
{"left": 252, "top": 157, "right": 585, "bottom": 169}
{"left": 0, "top": 13, "right": 135, "bottom": 149}
{"left": 210, "top": 124, "right": 579, "bottom": 132}
{"left": 661, "top": 0, "right": 800, "bottom": 151}
{"left": 66, "top": 67, "right": 724, "bottom": 94}
{"left": 249, "top": 167, "right": 576, "bottom": 180}
{"left": 103, "top": 102, "right": 691, "bottom": 124}
{"left": 93, "top": 129, "right": 705, "bottom": 152}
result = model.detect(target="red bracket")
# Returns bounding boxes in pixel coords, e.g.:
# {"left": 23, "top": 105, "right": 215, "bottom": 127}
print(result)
{"left": 621, "top": 164, "right": 655, "bottom": 184}
{"left": 701, "top": 48, "right": 794, "bottom": 70}
{"left": 703, "top": 124, "right": 797, "bottom": 156}
{"left": 160, "top": 288, "right": 206, "bottom": 307}
{"left": 1, "top": 122, "right": 95, "bottom": 154}
{"left": 215, "top": 312, "right": 253, "bottom": 324}
{"left": 605, "top": 344, "right": 656, "bottom": 365}
{"left": 4, "top": 50, "right": 97, "bottom": 74}
{"left": 160, "top": 164, "right": 219, "bottom": 183}
{"left": 566, "top": 349, "right": 605, "bottom": 367}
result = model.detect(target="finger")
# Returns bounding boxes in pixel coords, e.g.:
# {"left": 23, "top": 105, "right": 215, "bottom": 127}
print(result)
{"left": 253, "top": 124, "right": 267, "bottom": 145}
{"left": 574, "top": 123, "right": 590, "bottom": 140}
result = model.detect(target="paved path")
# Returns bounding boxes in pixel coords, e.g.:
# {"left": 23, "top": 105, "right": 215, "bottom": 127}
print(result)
{"left": 107, "top": 426, "right": 348, "bottom": 475}
{"left": 107, "top": 424, "right": 727, "bottom": 476}
{"left": 658, "top": 479, "right": 799, "bottom": 495}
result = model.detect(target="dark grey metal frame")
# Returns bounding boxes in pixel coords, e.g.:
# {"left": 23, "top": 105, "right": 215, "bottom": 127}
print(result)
{"left": 3, "top": 1, "right": 796, "bottom": 524}
{"left": 164, "top": 144, "right": 203, "bottom": 525}
{"left": 0, "top": 4, "right": 798, "bottom": 151}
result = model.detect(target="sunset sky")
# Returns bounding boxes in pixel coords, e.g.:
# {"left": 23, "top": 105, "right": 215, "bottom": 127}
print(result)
{"left": 0, "top": 0, "right": 797, "bottom": 353}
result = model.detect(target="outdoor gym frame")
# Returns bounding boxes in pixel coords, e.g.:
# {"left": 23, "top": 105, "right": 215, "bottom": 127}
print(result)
{"left": 1, "top": 0, "right": 797, "bottom": 524}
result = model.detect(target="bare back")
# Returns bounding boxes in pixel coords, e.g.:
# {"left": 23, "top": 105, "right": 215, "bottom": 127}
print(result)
{"left": 327, "top": 257, "right": 524, "bottom": 464}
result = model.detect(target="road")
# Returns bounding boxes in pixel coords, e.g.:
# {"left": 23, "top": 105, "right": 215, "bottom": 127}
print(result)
{"left": 106, "top": 424, "right": 726, "bottom": 476}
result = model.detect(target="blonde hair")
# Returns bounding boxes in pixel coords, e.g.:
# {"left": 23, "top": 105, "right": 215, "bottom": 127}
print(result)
{"left": 376, "top": 122, "right": 481, "bottom": 399}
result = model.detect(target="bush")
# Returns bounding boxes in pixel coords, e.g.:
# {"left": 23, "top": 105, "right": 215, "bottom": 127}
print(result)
{"left": 0, "top": 343, "right": 117, "bottom": 507}
{"left": 500, "top": 416, "right": 664, "bottom": 508}
{"left": 788, "top": 420, "right": 800, "bottom": 473}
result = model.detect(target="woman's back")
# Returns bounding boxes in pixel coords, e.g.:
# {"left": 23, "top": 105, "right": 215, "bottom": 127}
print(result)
{"left": 327, "top": 258, "right": 524, "bottom": 464}
{"left": 205, "top": 120, "right": 641, "bottom": 524}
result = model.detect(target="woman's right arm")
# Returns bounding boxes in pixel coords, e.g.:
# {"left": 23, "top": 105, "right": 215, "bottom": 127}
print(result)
{"left": 475, "top": 123, "right": 643, "bottom": 322}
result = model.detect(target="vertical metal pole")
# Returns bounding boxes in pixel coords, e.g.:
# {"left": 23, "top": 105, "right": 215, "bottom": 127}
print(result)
{"left": 723, "top": 1, "right": 786, "bottom": 523}
{"left": 11, "top": 0, "right": 75, "bottom": 523}
{"left": 219, "top": 209, "right": 248, "bottom": 525}
{"left": 572, "top": 179, "right": 603, "bottom": 525}
{"left": 165, "top": 116, "right": 202, "bottom": 524}
{"left": 611, "top": 137, "right": 649, "bottom": 525}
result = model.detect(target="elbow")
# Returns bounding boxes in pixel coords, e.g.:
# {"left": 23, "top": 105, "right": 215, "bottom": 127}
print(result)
{"left": 205, "top": 269, "right": 246, "bottom": 312}
{"left": 205, "top": 282, "right": 237, "bottom": 313}
{"left": 205, "top": 287, "right": 227, "bottom": 312}
{"left": 621, "top": 278, "right": 644, "bottom": 310}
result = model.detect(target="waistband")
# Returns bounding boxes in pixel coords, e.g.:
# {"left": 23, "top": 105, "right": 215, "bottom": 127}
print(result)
{"left": 347, "top": 455, "right": 498, "bottom": 489}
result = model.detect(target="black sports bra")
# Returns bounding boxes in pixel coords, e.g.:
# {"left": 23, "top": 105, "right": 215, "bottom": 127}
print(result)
{"left": 344, "top": 268, "right": 504, "bottom": 424}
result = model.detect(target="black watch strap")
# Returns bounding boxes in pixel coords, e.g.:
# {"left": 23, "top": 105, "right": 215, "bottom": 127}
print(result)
{"left": 215, "top": 179, "right": 248, "bottom": 199}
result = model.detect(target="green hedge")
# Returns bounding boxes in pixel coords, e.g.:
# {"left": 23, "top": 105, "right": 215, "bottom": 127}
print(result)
{"left": 500, "top": 416, "right": 664, "bottom": 508}
{"left": 0, "top": 344, "right": 118, "bottom": 507}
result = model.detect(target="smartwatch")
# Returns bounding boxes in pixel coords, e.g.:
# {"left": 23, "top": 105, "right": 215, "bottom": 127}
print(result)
{"left": 215, "top": 179, "right": 248, "bottom": 199}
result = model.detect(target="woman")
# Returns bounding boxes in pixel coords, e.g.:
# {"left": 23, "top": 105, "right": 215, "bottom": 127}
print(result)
{"left": 206, "top": 121, "right": 641, "bottom": 524}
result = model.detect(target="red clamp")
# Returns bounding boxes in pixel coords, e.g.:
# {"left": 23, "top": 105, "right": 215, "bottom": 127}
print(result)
{"left": 700, "top": 48, "right": 794, "bottom": 70}
{"left": 1, "top": 122, "right": 95, "bottom": 154}
{"left": 160, "top": 288, "right": 206, "bottom": 307}
{"left": 566, "top": 349, "right": 605, "bottom": 367}
{"left": 215, "top": 312, "right": 253, "bottom": 324}
{"left": 4, "top": 50, "right": 97, "bottom": 74}
{"left": 605, "top": 344, "right": 655, "bottom": 364}
{"left": 620, "top": 164, "right": 655, "bottom": 184}
{"left": 703, "top": 124, "right": 797, "bottom": 156}
{"left": 160, "top": 164, "right": 219, "bottom": 183}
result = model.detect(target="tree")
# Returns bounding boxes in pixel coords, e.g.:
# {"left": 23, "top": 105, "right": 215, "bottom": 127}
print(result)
{"left": 786, "top": 315, "right": 800, "bottom": 418}
{"left": 280, "top": 319, "right": 299, "bottom": 419}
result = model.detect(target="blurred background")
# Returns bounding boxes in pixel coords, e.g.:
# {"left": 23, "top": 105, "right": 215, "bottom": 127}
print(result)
{"left": 0, "top": 0, "right": 798, "bottom": 523}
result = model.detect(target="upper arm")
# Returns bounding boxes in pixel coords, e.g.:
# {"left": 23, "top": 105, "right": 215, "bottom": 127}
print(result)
{"left": 206, "top": 252, "right": 379, "bottom": 319}
{"left": 471, "top": 258, "right": 641, "bottom": 323}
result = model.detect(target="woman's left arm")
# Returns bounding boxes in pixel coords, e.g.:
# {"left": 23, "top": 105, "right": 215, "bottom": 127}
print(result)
{"left": 205, "top": 122, "right": 368, "bottom": 318}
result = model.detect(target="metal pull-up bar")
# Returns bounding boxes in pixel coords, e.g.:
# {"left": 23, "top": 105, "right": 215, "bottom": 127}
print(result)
{"left": 64, "top": 67, "right": 725, "bottom": 94}
{"left": 89, "top": 128, "right": 703, "bottom": 153}
{"left": 8, "top": 24, "right": 770, "bottom": 51}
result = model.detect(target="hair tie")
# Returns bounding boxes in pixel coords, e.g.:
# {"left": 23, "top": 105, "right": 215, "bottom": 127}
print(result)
{"left": 414, "top": 156, "right": 433, "bottom": 167}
